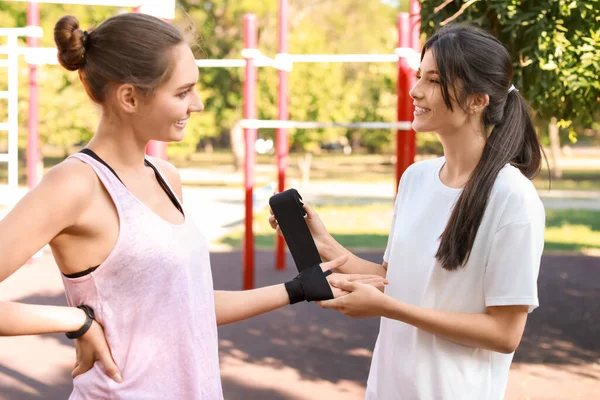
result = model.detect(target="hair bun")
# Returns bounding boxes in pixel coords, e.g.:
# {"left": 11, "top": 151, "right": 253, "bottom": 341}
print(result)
{"left": 54, "top": 15, "right": 87, "bottom": 71}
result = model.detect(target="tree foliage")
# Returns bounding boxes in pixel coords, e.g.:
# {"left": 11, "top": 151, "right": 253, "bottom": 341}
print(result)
{"left": 2, "top": 1, "right": 401, "bottom": 158}
{"left": 4, "top": 0, "right": 596, "bottom": 160}
{"left": 419, "top": 0, "right": 600, "bottom": 137}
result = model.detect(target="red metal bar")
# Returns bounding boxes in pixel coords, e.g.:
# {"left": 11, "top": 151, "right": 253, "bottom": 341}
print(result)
{"left": 27, "top": 2, "right": 40, "bottom": 189}
{"left": 243, "top": 14, "right": 258, "bottom": 290}
{"left": 275, "top": 0, "right": 289, "bottom": 271}
{"left": 396, "top": 12, "right": 415, "bottom": 192}
{"left": 410, "top": 0, "right": 421, "bottom": 52}
{"left": 145, "top": 141, "right": 167, "bottom": 160}
{"left": 408, "top": 0, "right": 421, "bottom": 168}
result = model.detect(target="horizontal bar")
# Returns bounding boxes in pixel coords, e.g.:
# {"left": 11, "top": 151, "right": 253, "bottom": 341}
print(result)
{"left": 287, "top": 54, "right": 400, "bottom": 63}
{"left": 0, "top": 91, "right": 9, "bottom": 99}
{"left": 0, "top": 60, "right": 8, "bottom": 68}
{"left": 0, "top": 123, "right": 8, "bottom": 131}
{"left": 0, "top": 154, "right": 9, "bottom": 162}
{"left": 240, "top": 119, "right": 413, "bottom": 130}
{"left": 0, "top": 46, "right": 59, "bottom": 65}
{"left": 0, "top": 26, "right": 43, "bottom": 38}
{"left": 0, "top": 46, "right": 418, "bottom": 70}
{"left": 4, "top": 0, "right": 143, "bottom": 6}
{"left": 196, "top": 59, "right": 246, "bottom": 68}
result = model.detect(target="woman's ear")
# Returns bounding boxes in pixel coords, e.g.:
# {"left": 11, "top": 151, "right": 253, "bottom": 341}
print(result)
{"left": 468, "top": 93, "right": 490, "bottom": 114}
{"left": 114, "top": 83, "right": 139, "bottom": 114}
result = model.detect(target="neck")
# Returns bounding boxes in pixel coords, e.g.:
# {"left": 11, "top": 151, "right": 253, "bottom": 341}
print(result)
{"left": 87, "top": 112, "right": 148, "bottom": 173}
{"left": 438, "top": 127, "right": 486, "bottom": 188}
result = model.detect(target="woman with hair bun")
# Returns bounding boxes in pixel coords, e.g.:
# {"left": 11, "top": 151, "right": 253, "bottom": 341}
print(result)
{"left": 0, "top": 13, "right": 386, "bottom": 399}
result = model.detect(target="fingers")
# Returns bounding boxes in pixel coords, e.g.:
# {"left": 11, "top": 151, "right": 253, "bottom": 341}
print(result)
{"left": 317, "top": 298, "right": 342, "bottom": 309}
{"left": 72, "top": 339, "right": 94, "bottom": 379}
{"left": 302, "top": 203, "right": 316, "bottom": 218}
{"left": 268, "top": 214, "right": 284, "bottom": 238}
{"left": 345, "top": 274, "right": 388, "bottom": 284}
{"left": 351, "top": 277, "right": 388, "bottom": 286}
{"left": 268, "top": 214, "right": 278, "bottom": 229}
{"left": 72, "top": 362, "right": 94, "bottom": 379}
{"left": 329, "top": 279, "right": 356, "bottom": 292}
{"left": 97, "top": 347, "right": 123, "bottom": 383}
{"left": 87, "top": 322, "right": 123, "bottom": 383}
{"left": 330, "top": 287, "right": 350, "bottom": 298}
{"left": 320, "top": 255, "right": 348, "bottom": 272}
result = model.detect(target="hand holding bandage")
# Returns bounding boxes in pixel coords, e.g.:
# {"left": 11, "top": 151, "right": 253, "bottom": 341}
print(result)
{"left": 270, "top": 189, "right": 387, "bottom": 304}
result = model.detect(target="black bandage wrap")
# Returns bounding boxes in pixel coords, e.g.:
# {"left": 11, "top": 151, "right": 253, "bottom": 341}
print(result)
{"left": 269, "top": 189, "right": 322, "bottom": 272}
{"left": 285, "top": 265, "right": 334, "bottom": 304}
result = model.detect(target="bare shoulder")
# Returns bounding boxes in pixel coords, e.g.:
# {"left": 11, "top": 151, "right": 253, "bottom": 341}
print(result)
{"left": 43, "top": 157, "right": 99, "bottom": 196}
{"left": 0, "top": 157, "right": 99, "bottom": 280}
{"left": 148, "top": 157, "right": 183, "bottom": 202}
{"left": 31, "top": 158, "right": 100, "bottom": 219}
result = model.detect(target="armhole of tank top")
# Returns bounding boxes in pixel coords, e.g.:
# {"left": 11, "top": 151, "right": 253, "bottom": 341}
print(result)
{"left": 62, "top": 152, "right": 124, "bottom": 280}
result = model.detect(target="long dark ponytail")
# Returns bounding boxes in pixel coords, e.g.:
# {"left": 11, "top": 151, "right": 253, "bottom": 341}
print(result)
{"left": 425, "top": 25, "right": 545, "bottom": 271}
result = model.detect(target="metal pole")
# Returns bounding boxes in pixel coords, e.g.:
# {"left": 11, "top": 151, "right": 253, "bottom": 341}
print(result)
{"left": 27, "top": 2, "right": 40, "bottom": 189}
{"left": 275, "top": 0, "right": 289, "bottom": 271}
{"left": 396, "top": 13, "right": 414, "bottom": 192}
{"left": 408, "top": 0, "right": 421, "bottom": 168}
{"left": 7, "top": 35, "right": 19, "bottom": 188}
{"left": 243, "top": 14, "right": 258, "bottom": 290}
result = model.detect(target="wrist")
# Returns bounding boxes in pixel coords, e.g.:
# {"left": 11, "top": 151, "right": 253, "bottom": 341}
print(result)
{"left": 316, "top": 234, "right": 340, "bottom": 261}
{"left": 380, "top": 295, "right": 400, "bottom": 320}
{"left": 64, "top": 306, "right": 88, "bottom": 332}
{"left": 66, "top": 305, "right": 95, "bottom": 339}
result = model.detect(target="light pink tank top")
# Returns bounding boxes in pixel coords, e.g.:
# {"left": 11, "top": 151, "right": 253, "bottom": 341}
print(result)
{"left": 61, "top": 153, "right": 223, "bottom": 399}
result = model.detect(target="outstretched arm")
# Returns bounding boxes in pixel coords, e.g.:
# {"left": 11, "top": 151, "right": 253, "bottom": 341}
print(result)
{"left": 214, "top": 256, "right": 388, "bottom": 326}
{"left": 269, "top": 203, "right": 387, "bottom": 277}
{"left": 320, "top": 281, "right": 528, "bottom": 354}
{"left": 214, "top": 284, "right": 289, "bottom": 326}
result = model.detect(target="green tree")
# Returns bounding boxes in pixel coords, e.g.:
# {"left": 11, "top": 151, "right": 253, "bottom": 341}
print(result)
{"left": 419, "top": 0, "right": 600, "bottom": 130}
{"left": 419, "top": 0, "right": 600, "bottom": 176}
{"left": 178, "top": 0, "right": 400, "bottom": 159}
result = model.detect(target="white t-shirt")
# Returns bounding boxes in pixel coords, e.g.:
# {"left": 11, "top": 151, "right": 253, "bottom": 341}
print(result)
{"left": 366, "top": 157, "right": 545, "bottom": 400}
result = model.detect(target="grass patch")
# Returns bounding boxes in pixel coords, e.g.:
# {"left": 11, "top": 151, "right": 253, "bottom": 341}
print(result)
{"left": 533, "top": 169, "right": 600, "bottom": 191}
{"left": 544, "top": 209, "right": 600, "bottom": 251}
{"left": 217, "top": 205, "right": 600, "bottom": 254}
{"left": 1, "top": 150, "right": 598, "bottom": 190}
{"left": 218, "top": 204, "right": 394, "bottom": 249}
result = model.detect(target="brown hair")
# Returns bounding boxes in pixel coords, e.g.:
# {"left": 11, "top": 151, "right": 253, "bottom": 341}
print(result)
{"left": 424, "top": 25, "right": 545, "bottom": 271}
{"left": 54, "top": 13, "right": 185, "bottom": 103}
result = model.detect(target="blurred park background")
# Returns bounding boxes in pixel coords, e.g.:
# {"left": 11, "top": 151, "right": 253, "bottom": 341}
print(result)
{"left": 1, "top": 0, "right": 599, "bottom": 399}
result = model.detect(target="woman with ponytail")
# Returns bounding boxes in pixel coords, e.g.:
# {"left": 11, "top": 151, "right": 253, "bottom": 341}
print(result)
{"left": 270, "top": 24, "right": 546, "bottom": 399}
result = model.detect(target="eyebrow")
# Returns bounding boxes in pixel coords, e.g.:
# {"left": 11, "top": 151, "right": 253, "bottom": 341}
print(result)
{"left": 417, "top": 69, "right": 440, "bottom": 75}
{"left": 176, "top": 82, "right": 196, "bottom": 90}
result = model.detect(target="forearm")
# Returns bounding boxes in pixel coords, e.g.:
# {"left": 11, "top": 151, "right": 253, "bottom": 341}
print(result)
{"left": 214, "top": 285, "right": 289, "bottom": 326}
{"left": 381, "top": 297, "right": 524, "bottom": 354}
{"left": 318, "top": 235, "right": 386, "bottom": 277}
{"left": 0, "top": 302, "right": 86, "bottom": 336}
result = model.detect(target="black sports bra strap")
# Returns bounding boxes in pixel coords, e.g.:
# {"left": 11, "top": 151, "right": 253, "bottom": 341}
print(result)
{"left": 78, "top": 148, "right": 183, "bottom": 215}
{"left": 79, "top": 148, "right": 124, "bottom": 184}
{"left": 143, "top": 159, "right": 184, "bottom": 215}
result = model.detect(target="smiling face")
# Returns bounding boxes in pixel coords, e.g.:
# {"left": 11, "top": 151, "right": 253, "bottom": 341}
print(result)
{"left": 409, "top": 49, "right": 471, "bottom": 136}
{"left": 134, "top": 43, "right": 203, "bottom": 143}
